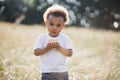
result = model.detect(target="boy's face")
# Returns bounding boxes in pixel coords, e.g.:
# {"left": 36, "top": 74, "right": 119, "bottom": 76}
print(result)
{"left": 45, "top": 15, "right": 65, "bottom": 37}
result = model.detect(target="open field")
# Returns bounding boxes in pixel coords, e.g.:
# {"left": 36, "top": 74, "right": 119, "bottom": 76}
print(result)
{"left": 0, "top": 22, "right": 120, "bottom": 80}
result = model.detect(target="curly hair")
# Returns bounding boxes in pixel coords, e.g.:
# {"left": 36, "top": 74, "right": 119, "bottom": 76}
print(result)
{"left": 43, "top": 4, "right": 69, "bottom": 24}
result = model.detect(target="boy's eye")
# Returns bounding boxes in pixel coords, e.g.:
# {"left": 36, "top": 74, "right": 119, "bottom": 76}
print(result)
{"left": 57, "top": 24, "right": 61, "bottom": 27}
{"left": 49, "top": 23, "right": 53, "bottom": 26}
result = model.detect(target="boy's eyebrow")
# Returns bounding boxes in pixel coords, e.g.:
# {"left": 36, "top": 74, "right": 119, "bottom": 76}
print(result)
{"left": 48, "top": 21, "right": 53, "bottom": 23}
{"left": 48, "top": 22, "right": 63, "bottom": 26}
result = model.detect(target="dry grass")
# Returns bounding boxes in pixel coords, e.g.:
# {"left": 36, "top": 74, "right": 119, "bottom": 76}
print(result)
{"left": 0, "top": 22, "right": 120, "bottom": 80}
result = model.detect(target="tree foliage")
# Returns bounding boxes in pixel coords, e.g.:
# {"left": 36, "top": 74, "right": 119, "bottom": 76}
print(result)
{"left": 0, "top": 0, "right": 120, "bottom": 30}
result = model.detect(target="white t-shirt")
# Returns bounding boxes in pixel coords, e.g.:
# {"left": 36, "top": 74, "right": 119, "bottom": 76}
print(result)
{"left": 34, "top": 33, "right": 72, "bottom": 73}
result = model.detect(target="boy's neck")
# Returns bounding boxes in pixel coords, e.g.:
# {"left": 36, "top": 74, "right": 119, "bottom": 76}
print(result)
{"left": 48, "top": 33, "right": 60, "bottom": 37}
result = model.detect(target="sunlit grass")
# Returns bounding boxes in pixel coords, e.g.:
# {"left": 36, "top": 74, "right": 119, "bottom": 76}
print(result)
{"left": 0, "top": 22, "right": 120, "bottom": 80}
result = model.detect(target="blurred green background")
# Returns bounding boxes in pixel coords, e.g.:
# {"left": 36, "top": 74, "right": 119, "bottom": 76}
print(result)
{"left": 0, "top": 0, "right": 120, "bottom": 30}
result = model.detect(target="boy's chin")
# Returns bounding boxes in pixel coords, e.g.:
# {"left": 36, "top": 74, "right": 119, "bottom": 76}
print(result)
{"left": 50, "top": 34, "right": 59, "bottom": 37}
{"left": 51, "top": 35, "right": 58, "bottom": 37}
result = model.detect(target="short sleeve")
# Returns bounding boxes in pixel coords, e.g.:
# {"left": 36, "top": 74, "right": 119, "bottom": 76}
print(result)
{"left": 34, "top": 35, "right": 43, "bottom": 49}
{"left": 64, "top": 36, "right": 72, "bottom": 50}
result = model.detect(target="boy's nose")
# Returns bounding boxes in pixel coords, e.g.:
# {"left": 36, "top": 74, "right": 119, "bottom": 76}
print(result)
{"left": 53, "top": 26, "right": 57, "bottom": 29}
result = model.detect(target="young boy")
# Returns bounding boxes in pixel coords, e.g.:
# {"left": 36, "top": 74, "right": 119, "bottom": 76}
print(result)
{"left": 34, "top": 4, "right": 73, "bottom": 80}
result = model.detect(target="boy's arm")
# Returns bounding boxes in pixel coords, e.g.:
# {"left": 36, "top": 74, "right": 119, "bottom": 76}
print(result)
{"left": 34, "top": 43, "right": 54, "bottom": 56}
{"left": 54, "top": 43, "right": 73, "bottom": 57}
{"left": 57, "top": 47, "right": 72, "bottom": 57}
{"left": 34, "top": 48, "right": 48, "bottom": 56}
{"left": 34, "top": 42, "right": 73, "bottom": 57}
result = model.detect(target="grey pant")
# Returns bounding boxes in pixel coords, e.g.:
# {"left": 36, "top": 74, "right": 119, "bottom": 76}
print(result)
{"left": 41, "top": 72, "right": 69, "bottom": 80}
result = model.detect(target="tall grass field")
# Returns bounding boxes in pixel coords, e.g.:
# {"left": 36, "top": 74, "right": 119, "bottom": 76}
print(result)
{"left": 0, "top": 22, "right": 120, "bottom": 80}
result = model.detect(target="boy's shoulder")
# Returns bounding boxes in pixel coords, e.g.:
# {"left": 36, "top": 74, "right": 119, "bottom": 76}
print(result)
{"left": 60, "top": 33, "right": 69, "bottom": 38}
{"left": 39, "top": 33, "right": 48, "bottom": 37}
{"left": 37, "top": 33, "right": 48, "bottom": 39}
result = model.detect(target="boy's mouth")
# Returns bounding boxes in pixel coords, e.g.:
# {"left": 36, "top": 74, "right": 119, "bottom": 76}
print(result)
{"left": 51, "top": 31, "right": 57, "bottom": 34}
{"left": 50, "top": 31, "right": 59, "bottom": 37}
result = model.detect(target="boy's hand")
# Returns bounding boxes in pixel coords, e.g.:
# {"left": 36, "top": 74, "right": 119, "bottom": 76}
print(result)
{"left": 46, "top": 42, "right": 60, "bottom": 49}
{"left": 46, "top": 43, "right": 54, "bottom": 50}
{"left": 47, "top": 39, "right": 72, "bottom": 57}
{"left": 53, "top": 42, "right": 60, "bottom": 49}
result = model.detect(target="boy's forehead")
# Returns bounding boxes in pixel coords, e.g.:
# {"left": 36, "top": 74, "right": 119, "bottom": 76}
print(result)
{"left": 48, "top": 15, "right": 64, "bottom": 22}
